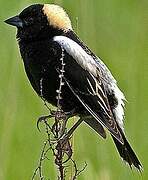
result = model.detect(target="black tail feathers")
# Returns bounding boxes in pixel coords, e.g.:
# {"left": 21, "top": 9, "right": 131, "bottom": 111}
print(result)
{"left": 112, "top": 133, "right": 143, "bottom": 171}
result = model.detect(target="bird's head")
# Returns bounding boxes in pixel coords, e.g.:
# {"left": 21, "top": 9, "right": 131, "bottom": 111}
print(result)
{"left": 5, "top": 4, "right": 72, "bottom": 41}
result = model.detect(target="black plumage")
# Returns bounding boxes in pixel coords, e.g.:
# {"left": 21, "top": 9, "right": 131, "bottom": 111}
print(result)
{"left": 5, "top": 4, "right": 142, "bottom": 170}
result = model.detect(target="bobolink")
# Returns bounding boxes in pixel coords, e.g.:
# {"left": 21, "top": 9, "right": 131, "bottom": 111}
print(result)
{"left": 5, "top": 4, "right": 142, "bottom": 170}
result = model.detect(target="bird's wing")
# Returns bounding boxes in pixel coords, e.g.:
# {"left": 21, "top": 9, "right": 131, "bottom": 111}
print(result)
{"left": 53, "top": 35, "right": 124, "bottom": 144}
{"left": 83, "top": 116, "right": 107, "bottom": 139}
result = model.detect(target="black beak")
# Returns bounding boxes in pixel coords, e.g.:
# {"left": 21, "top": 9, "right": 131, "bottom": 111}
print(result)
{"left": 4, "top": 15, "right": 23, "bottom": 28}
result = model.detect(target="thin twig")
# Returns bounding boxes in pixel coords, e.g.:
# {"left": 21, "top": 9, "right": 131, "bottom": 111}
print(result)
{"left": 71, "top": 159, "right": 87, "bottom": 180}
{"left": 32, "top": 140, "right": 48, "bottom": 180}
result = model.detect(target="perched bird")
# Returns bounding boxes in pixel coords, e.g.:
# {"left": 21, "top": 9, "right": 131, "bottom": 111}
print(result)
{"left": 5, "top": 4, "right": 142, "bottom": 170}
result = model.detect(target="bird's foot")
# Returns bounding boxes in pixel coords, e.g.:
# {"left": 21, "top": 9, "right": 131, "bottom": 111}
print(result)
{"left": 36, "top": 109, "right": 66, "bottom": 132}
{"left": 37, "top": 108, "right": 76, "bottom": 135}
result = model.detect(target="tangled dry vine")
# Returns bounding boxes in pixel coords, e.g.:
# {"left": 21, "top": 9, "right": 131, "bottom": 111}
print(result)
{"left": 32, "top": 47, "right": 87, "bottom": 180}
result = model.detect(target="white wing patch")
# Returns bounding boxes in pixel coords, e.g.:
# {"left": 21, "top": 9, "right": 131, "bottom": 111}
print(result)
{"left": 53, "top": 35, "right": 126, "bottom": 131}
{"left": 53, "top": 36, "right": 98, "bottom": 76}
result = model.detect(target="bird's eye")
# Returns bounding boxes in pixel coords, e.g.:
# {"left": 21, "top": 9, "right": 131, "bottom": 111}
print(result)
{"left": 30, "top": 17, "right": 33, "bottom": 21}
{"left": 24, "top": 16, "right": 34, "bottom": 26}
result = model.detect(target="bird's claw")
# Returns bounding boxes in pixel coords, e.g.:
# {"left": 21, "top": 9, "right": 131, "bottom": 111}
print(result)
{"left": 37, "top": 114, "right": 53, "bottom": 132}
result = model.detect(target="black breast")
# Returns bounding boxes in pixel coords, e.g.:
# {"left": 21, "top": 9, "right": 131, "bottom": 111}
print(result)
{"left": 18, "top": 38, "right": 83, "bottom": 112}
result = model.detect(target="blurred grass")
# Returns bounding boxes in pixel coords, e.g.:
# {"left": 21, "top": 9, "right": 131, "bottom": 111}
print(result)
{"left": 0, "top": 0, "right": 148, "bottom": 179}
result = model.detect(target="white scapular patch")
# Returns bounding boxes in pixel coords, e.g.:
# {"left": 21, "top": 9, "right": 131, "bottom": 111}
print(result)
{"left": 53, "top": 36, "right": 98, "bottom": 76}
{"left": 53, "top": 35, "right": 126, "bottom": 131}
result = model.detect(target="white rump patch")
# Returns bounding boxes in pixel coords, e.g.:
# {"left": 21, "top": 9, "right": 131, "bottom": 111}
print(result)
{"left": 112, "top": 84, "right": 125, "bottom": 131}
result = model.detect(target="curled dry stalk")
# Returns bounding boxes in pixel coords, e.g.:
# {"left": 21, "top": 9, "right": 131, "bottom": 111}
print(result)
{"left": 32, "top": 47, "right": 87, "bottom": 179}
{"left": 32, "top": 115, "right": 87, "bottom": 180}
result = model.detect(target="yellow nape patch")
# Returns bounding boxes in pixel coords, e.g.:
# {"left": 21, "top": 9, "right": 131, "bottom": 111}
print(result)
{"left": 43, "top": 4, "right": 72, "bottom": 31}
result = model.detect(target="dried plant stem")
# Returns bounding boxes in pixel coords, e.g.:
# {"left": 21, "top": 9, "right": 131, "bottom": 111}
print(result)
{"left": 32, "top": 46, "right": 87, "bottom": 179}
{"left": 32, "top": 140, "right": 48, "bottom": 180}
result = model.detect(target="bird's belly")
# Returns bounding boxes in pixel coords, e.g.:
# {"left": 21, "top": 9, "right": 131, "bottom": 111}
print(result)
{"left": 43, "top": 75, "right": 84, "bottom": 113}
{"left": 25, "top": 64, "right": 84, "bottom": 113}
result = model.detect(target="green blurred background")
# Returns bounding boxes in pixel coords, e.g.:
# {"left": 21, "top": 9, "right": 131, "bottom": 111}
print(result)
{"left": 0, "top": 0, "right": 148, "bottom": 179}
